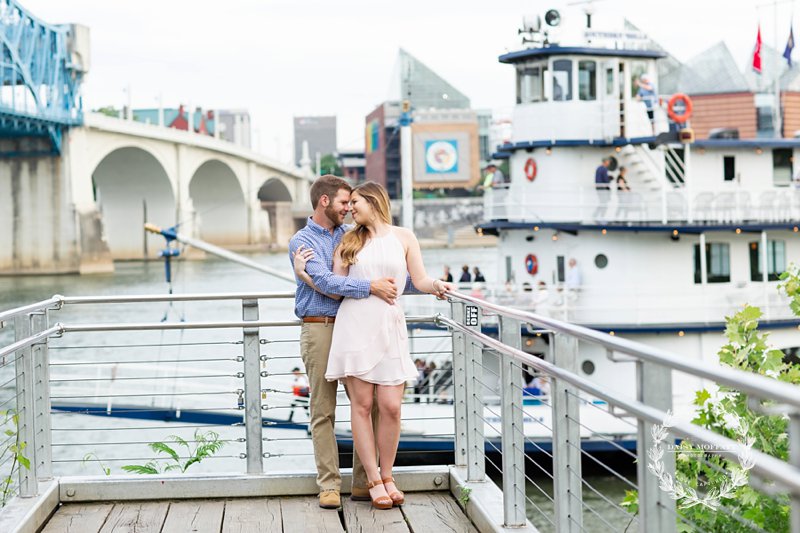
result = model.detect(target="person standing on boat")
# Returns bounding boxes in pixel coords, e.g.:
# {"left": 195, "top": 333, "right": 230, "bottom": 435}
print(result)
{"left": 295, "top": 181, "right": 452, "bottom": 510}
{"left": 615, "top": 166, "right": 632, "bottom": 218}
{"left": 288, "top": 175, "right": 401, "bottom": 510}
{"left": 635, "top": 74, "right": 657, "bottom": 134}
{"left": 593, "top": 158, "right": 612, "bottom": 221}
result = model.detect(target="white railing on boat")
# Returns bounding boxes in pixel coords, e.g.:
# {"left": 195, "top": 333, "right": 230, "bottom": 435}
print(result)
{"left": 485, "top": 185, "right": 800, "bottom": 225}
{"left": 1, "top": 291, "right": 799, "bottom": 532}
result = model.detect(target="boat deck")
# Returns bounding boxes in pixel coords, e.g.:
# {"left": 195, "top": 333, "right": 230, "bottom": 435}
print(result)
{"left": 42, "top": 492, "right": 476, "bottom": 533}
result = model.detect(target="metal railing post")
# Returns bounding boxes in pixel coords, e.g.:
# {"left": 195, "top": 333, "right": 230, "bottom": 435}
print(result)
{"left": 499, "top": 316, "right": 526, "bottom": 527}
{"left": 464, "top": 302, "right": 484, "bottom": 481}
{"left": 241, "top": 299, "right": 263, "bottom": 474}
{"left": 790, "top": 413, "right": 800, "bottom": 533}
{"left": 636, "top": 360, "right": 675, "bottom": 533}
{"left": 13, "top": 315, "right": 36, "bottom": 497}
{"left": 451, "top": 301, "right": 468, "bottom": 467}
{"left": 30, "top": 310, "right": 52, "bottom": 480}
{"left": 551, "top": 333, "right": 582, "bottom": 532}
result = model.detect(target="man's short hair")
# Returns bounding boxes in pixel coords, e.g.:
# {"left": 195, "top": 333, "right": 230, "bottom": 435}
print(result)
{"left": 310, "top": 175, "right": 351, "bottom": 209}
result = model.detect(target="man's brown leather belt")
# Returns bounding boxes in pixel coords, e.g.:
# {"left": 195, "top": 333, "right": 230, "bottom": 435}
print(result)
{"left": 302, "top": 316, "right": 335, "bottom": 324}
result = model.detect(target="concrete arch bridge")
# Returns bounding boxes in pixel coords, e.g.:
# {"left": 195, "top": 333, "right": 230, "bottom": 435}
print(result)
{"left": 0, "top": 113, "right": 309, "bottom": 274}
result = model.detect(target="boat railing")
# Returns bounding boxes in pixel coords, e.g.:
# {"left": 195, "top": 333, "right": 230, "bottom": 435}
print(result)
{"left": 409, "top": 281, "right": 796, "bottom": 325}
{"left": 1, "top": 290, "right": 800, "bottom": 531}
{"left": 485, "top": 184, "right": 800, "bottom": 225}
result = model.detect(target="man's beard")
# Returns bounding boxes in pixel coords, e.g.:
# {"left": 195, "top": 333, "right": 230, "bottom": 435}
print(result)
{"left": 324, "top": 205, "right": 343, "bottom": 227}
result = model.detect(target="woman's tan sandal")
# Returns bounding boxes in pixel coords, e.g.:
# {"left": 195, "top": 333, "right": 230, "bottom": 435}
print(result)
{"left": 382, "top": 476, "right": 405, "bottom": 506}
{"left": 366, "top": 479, "right": 393, "bottom": 510}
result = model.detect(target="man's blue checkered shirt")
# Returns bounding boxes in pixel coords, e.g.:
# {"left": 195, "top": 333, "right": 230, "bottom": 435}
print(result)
{"left": 288, "top": 218, "right": 370, "bottom": 319}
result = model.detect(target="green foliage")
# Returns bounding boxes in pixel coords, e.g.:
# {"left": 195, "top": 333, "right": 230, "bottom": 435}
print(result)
{"left": 319, "top": 153, "right": 342, "bottom": 177}
{"left": 457, "top": 486, "right": 472, "bottom": 507}
{"left": 0, "top": 410, "right": 30, "bottom": 507}
{"left": 121, "top": 429, "right": 225, "bottom": 475}
{"left": 94, "top": 105, "right": 121, "bottom": 118}
{"left": 82, "top": 453, "right": 111, "bottom": 476}
{"left": 621, "top": 264, "right": 800, "bottom": 531}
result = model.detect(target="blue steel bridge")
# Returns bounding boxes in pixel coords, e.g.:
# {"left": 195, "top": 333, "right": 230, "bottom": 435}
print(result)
{"left": 0, "top": 0, "right": 85, "bottom": 157}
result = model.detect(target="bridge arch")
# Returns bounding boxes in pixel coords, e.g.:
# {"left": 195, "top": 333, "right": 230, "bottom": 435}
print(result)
{"left": 188, "top": 159, "right": 248, "bottom": 245}
{"left": 258, "top": 177, "right": 296, "bottom": 247}
{"left": 91, "top": 146, "right": 175, "bottom": 259}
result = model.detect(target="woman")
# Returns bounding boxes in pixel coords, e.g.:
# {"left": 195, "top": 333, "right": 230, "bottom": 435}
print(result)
{"left": 293, "top": 181, "right": 448, "bottom": 509}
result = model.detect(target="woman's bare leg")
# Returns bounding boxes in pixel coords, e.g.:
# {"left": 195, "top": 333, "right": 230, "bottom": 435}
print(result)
{"left": 376, "top": 383, "right": 405, "bottom": 495}
{"left": 347, "top": 377, "right": 388, "bottom": 499}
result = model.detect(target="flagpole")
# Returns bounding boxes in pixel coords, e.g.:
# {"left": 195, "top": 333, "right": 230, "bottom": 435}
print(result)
{"left": 775, "top": 0, "right": 783, "bottom": 137}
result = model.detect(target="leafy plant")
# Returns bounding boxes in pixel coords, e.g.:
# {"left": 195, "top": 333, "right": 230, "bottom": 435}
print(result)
{"left": 121, "top": 429, "right": 225, "bottom": 475}
{"left": 458, "top": 486, "right": 472, "bottom": 507}
{"left": 82, "top": 453, "right": 111, "bottom": 476}
{"left": 0, "top": 410, "right": 29, "bottom": 507}
{"left": 621, "top": 265, "right": 800, "bottom": 532}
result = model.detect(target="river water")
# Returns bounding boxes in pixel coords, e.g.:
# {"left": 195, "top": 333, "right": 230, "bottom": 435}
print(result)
{"left": 0, "top": 246, "right": 634, "bottom": 530}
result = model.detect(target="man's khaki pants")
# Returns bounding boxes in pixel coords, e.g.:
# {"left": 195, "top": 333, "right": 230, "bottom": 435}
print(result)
{"left": 300, "top": 322, "right": 376, "bottom": 492}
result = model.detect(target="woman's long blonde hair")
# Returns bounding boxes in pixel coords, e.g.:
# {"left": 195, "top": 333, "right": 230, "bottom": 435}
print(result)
{"left": 338, "top": 181, "right": 392, "bottom": 266}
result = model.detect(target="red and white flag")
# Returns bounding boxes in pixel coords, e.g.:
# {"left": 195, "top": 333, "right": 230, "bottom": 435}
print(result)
{"left": 753, "top": 25, "right": 763, "bottom": 74}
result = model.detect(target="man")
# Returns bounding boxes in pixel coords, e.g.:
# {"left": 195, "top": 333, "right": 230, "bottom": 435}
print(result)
{"left": 288, "top": 175, "right": 398, "bottom": 509}
{"left": 565, "top": 258, "right": 582, "bottom": 290}
{"left": 481, "top": 163, "right": 506, "bottom": 189}
{"left": 441, "top": 265, "right": 453, "bottom": 283}
{"left": 593, "top": 158, "right": 611, "bottom": 221}
{"left": 635, "top": 74, "right": 657, "bottom": 133}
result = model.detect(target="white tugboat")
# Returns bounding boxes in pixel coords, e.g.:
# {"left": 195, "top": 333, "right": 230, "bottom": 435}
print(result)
{"left": 475, "top": 5, "right": 800, "bottom": 423}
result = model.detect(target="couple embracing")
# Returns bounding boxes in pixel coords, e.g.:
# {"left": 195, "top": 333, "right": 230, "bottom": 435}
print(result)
{"left": 289, "top": 175, "right": 452, "bottom": 510}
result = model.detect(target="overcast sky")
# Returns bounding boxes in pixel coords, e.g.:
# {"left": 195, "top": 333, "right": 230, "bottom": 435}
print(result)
{"left": 23, "top": 0, "right": 797, "bottom": 164}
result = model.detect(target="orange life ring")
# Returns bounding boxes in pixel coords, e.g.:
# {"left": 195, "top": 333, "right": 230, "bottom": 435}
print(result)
{"left": 667, "top": 93, "right": 693, "bottom": 124}
{"left": 525, "top": 254, "right": 538, "bottom": 276}
{"left": 524, "top": 158, "right": 537, "bottom": 181}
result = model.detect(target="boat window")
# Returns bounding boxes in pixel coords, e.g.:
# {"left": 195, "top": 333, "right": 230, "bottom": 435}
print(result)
{"left": 693, "top": 243, "right": 730, "bottom": 283}
{"left": 556, "top": 255, "right": 565, "bottom": 282}
{"left": 517, "top": 64, "right": 546, "bottom": 103}
{"left": 605, "top": 66, "right": 614, "bottom": 96}
{"left": 773, "top": 148, "right": 793, "bottom": 186}
{"left": 578, "top": 61, "right": 597, "bottom": 101}
{"left": 723, "top": 156, "right": 735, "bottom": 181}
{"left": 552, "top": 59, "right": 572, "bottom": 101}
{"left": 594, "top": 254, "right": 608, "bottom": 268}
{"left": 749, "top": 240, "right": 786, "bottom": 281}
{"left": 755, "top": 93, "right": 774, "bottom": 137}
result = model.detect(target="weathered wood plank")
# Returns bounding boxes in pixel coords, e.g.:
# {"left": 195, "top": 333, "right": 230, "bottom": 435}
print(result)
{"left": 401, "top": 493, "right": 477, "bottom": 533}
{"left": 98, "top": 501, "right": 169, "bottom": 533}
{"left": 221, "top": 498, "right": 281, "bottom": 533}
{"left": 342, "top": 498, "right": 409, "bottom": 533}
{"left": 41, "top": 503, "right": 114, "bottom": 533}
{"left": 280, "top": 496, "right": 344, "bottom": 532}
{"left": 161, "top": 500, "right": 224, "bottom": 533}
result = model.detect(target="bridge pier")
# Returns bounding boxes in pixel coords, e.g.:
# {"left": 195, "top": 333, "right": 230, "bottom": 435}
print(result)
{"left": 0, "top": 138, "right": 112, "bottom": 275}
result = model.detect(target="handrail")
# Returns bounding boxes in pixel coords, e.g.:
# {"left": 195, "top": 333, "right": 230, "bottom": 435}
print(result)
{"left": 0, "top": 297, "right": 62, "bottom": 323}
{"left": 437, "top": 313, "right": 800, "bottom": 495}
{"left": 59, "top": 291, "right": 297, "bottom": 304}
{"left": 445, "top": 290, "right": 800, "bottom": 410}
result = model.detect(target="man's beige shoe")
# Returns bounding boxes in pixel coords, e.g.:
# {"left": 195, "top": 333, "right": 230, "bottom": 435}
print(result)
{"left": 319, "top": 489, "right": 341, "bottom": 509}
{"left": 350, "top": 485, "right": 371, "bottom": 501}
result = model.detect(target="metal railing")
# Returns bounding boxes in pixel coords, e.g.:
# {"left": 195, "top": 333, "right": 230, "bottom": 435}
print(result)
{"left": 2, "top": 290, "right": 800, "bottom": 532}
{"left": 485, "top": 185, "right": 800, "bottom": 225}
{"left": 443, "top": 290, "right": 800, "bottom": 532}
{"left": 0, "top": 292, "right": 454, "bottom": 492}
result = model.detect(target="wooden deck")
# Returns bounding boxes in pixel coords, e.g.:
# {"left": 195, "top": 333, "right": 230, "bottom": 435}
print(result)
{"left": 41, "top": 492, "right": 478, "bottom": 533}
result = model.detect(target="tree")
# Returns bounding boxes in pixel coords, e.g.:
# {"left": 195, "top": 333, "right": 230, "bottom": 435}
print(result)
{"left": 320, "top": 153, "right": 342, "bottom": 176}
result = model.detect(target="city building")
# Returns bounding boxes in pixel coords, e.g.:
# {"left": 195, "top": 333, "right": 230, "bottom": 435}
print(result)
{"left": 130, "top": 106, "right": 252, "bottom": 148}
{"left": 365, "top": 49, "right": 487, "bottom": 197}
{"left": 293, "top": 116, "right": 337, "bottom": 167}
{"left": 336, "top": 151, "right": 366, "bottom": 183}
